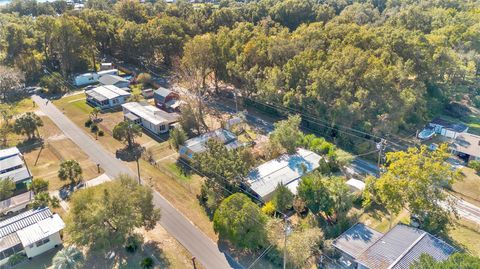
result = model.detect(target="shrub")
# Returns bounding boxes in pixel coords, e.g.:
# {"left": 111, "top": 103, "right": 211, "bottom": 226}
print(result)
{"left": 90, "top": 124, "right": 99, "bottom": 133}
{"left": 473, "top": 96, "right": 480, "bottom": 108}
{"left": 8, "top": 253, "right": 27, "bottom": 266}
{"left": 84, "top": 119, "right": 92, "bottom": 127}
{"left": 98, "top": 130, "right": 104, "bottom": 136}
{"left": 137, "top": 73, "right": 152, "bottom": 86}
{"left": 125, "top": 234, "right": 143, "bottom": 253}
{"left": 262, "top": 201, "right": 276, "bottom": 216}
{"left": 469, "top": 160, "right": 480, "bottom": 174}
{"left": 140, "top": 257, "right": 154, "bottom": 269}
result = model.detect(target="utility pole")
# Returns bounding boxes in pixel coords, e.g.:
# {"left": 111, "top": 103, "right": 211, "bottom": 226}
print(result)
{"left": 234, "top": 91, "right": 238, "bottom": 114}
{"left": 136, "top": 158, "right": 141, "bottom": 185}
{"left": 283, "top": 217, "right": 291, "bottom": 269}
{"left": 376, "top": 139, "right": 386, "bottom": 171}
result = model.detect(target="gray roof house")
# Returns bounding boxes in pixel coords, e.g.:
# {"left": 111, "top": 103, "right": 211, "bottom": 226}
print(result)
{"left": 245, "top": 148, "right": 321, "bottom": 201}
{"left": 178, "top": 129, "right": 242, "bottom": 160}
{"left": 0, "top": 207, "right": 65, "bottom": 266}
{"left": 98, "top": 74, "right": 130, "bottom": 89}
{"left": 86, "top": 85, "right": 131, "bottom": 110}
{"left": 451, "top": 133, "right": 480, "bottom": 162}
{"left": 333, "top": 223, "right": 456, "bottom": 269}
{"left": 0, "top": 147, "right": 33, "bottom": 215}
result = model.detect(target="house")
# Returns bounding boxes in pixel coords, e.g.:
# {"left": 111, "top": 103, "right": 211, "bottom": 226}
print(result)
{"left": 98, "top": 74, "right": 130, "bottom": 90}
{"left": 142, "top": 88, "right": 154, "bottom": 99}
{"left": 0, "top": 147, "right": 33, "bottom": 215}
{"left": 333, "top": 223, "right": 456, "bottom": 269}
{"left": 73, "top": 69, "right": 119, "bottom": 87}
{"left": 154, "top": 87, "right": 180, "bottom": 112}
{"left": 0, "top": 207, "right": 65, "bottom": 265}
{"left": 179, "top": 129, "right": 242, "bottom": 160}
{"left": 451, "top": 133, "right": 480, "bottom": 162}
{"left": 122, "top": 102, "right": 179, "bottom": 135}
{"left": 421, "top": 118, "right": 469, "bottom": 140}
{"left": 85, "top": 85, "right": 131, "bottom": 110}
{"left": 245, "top": 148, "right": 321, "bottom": 201}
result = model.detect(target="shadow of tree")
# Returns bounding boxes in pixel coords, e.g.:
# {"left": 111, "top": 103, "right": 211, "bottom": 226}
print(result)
{"left": 16, "top": 137, "right": 43, "bottom": 153}
{"left": 142, "top": 241, "right": 171, "bottom": 268}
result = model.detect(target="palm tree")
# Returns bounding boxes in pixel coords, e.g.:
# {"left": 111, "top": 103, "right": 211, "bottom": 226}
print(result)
{"left": 58, "top": 160, "right": 83, "bottom": 185}
{"left": 52, "top": 246, "right": 84, "bottom": 269}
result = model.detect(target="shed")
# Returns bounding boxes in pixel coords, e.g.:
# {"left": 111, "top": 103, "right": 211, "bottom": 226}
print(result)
{"left": 154, "top": 87, "right": 180, "bottom": 111}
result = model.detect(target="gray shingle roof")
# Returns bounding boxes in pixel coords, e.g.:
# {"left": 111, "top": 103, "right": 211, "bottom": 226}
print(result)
{"left": 333, "top": 223, "right": 384, "bottom": 259}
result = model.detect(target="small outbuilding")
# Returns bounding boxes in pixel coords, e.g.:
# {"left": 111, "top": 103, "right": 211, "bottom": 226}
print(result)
{"left": 451, "top": 133, "right": 480, "bottom": 162}
{"left": 154, "top": 87, "right": 180, "bottom": 112}
{"left": 179, "top": 129, "right": 241, "bottom": 160}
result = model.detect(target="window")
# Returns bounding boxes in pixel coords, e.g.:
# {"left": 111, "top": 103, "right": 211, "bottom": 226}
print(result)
{"left": 35, "top": 238, "right": 50, "bottom": 247}
{"left": 159, "top": 125, "right": 166, "bottom": 131}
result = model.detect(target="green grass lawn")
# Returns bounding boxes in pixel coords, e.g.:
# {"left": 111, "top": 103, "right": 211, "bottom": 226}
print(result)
{"left": 439, "top": 114, "right": 480, "bottom": 135}
{"left": 448, "top": 219, "right": 480, "bottom": 256}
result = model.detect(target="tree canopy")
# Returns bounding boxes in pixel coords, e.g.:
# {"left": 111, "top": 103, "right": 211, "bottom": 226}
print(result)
{"left": 363, "top": 144, "right": 461, "bottom": 233}
{"left": 66, "top": 175, "right": 160, "bottom": 252}
{"left": 213, "top": 193, "right": 267, "bottom": 249}
{"left": 113, "top": 121, "right": 142, "bottom": 149}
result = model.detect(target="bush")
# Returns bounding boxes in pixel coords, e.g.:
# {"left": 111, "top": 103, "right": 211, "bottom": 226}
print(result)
{"left": 8, "top": 253, "right": 27, "bottom": 266}
{"left": 473, "top": 96, "right": 480, "bottom": 108}
{"left": 98, "top": 130, "right": 104, "bottom": 136}
{"left": 90, "top": 124, "right": 99, "bottom": 133}
{"left": 469, "top": 160, "right": 480, "bottom": 174}
{"left": 140, "top": 257, "right": 154, "bottom": 269}
{"left": 85, "top": 119, "right": 93, "bottom": 127}
{"left": 125, "top": 234, "right": 143, "bottom": 253}
{"left": 137, "top": 73, "right": 152, "bottom": 86}
{"left": 262, "top": 201, "right": 276, "bottom": 216}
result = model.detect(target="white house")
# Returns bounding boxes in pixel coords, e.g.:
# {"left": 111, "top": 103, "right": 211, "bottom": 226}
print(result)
{"left": 245, "top": 148, "right": 321, "bottom": 201}
{"left": 73, "top": 69, "right": 119, "bottom": 87}
{"left": 0, "top": 207, "right": 65, "bottom": 266}
{"left": 86, "top": 85, "right": 131, "bottom": 110}
{"left": 427, "top": 118, "right": 468, "bottom": 139}
{"left": 0, "top": 147, "right": 33, "bottom": 215}
{"left": 122, "top": 102, "right": 179, "bottom": 135}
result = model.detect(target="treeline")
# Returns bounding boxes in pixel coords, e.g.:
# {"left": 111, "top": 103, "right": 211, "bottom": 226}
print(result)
{"left": 1, "top": 0, "right": 479, "bottom": 147}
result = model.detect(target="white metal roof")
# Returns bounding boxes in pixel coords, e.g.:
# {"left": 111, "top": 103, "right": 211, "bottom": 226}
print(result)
{"left": 0, "top": 155, "right": 24, "bottom": 171}
{"left": 246, "top": 148, "right": 321, "bottom": 199}
{"left": 122, "top": 102, "right": 176, "bottom": 125}
{"left": 346, "top": 178, "right": 366, "bottom": 191}
{"left": 17, "top": 214, "right": 65, "bottom": 246}
{"left": 0, "top": 147, "right": 20, "bottom": 161}
{"left": 0, "top": 208, "right": 53, "bottom": 237}
{"left": 86, "top": 85, "right": 131, "bottom": 101}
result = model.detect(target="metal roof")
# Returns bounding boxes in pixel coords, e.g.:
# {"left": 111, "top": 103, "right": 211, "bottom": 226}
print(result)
{"left": 0, "top": 208, "right": 53, "bottom": 238}
{"left": 346, "top": 178, "right": 366, "bottom": 191}
{"left": 391, "top": 233, "right": 455, "bottom": 269}
{"left": 0, "top": 167, "right": 31, "bottom": 183}
{"left": 182, "top": 129, "right": 238, "bottom": 155}
{"left": 154, "top": 87, "right": 175, "bottom": 103}
{"left": 355, "top": 224, "right": 455, "bottom": 269}
{"left": 0, "top": 155, "right": 24, "bottom": 172}
{"left": 246, "top": 148, "right": 321, "bottom": 200}
{"left": 451, "top": 133, "right": 480, "bottom": 158}
{"left": 0, "top": 232, "right": 21, "bottom": 252}
{"left": 122, "top": 102, "right": 176, "bottom": 126}
{"left": 86, "top": 85, "right": 131, "bottom": 101}
{"left": 0, "top": 192, "right": 32, "bottom": 211}
{"left": 17, "top": 214, "right": 65, "bottom": 246}
{"left": 429, "top": 118, "right": 468, "bottom": 133}
{"left": 98, "top": 74, "right": 128, "bottom": 86}
{"left": 0, "top": 147, "right": 20, "bottom": 161}
{"left": 333, "top": 223, "right": 384, "bottom": 259}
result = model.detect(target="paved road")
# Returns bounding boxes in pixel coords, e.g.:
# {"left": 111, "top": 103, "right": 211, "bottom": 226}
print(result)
{"left": 32, "top": 95, "right": 240, "bottom": 269}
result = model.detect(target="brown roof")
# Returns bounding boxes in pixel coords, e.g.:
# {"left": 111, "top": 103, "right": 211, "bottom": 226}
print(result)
{"left": 451, "top": 133, "right": 480, "bottom": 158}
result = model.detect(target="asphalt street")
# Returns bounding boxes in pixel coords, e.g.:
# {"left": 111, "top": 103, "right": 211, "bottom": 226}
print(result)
{"left": 32, "top": 95, "right": 241, "bottom": 269}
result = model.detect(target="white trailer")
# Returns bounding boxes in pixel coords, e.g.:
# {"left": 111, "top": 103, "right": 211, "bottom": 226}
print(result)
{"left": 74, "top": 72, "right": 100, "bottom": 86}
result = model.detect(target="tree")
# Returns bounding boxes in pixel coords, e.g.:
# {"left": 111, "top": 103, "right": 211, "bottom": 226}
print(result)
{"left": 286, "top": 227, "right": 323, "bottom": 268}
{"left": 140, "top": 257, "right": 154, "bottom": 269}
{"left": 0, "top": 104, "right": 17, "bottom": 146}
{"left": 469, "top": 160, "right": 480, "bottom": 174}
{"left": 272, "top": 183, "right": 294, "bottom": 213}
{"left": 0, "top": 66, "right": 25, "bottom": 102}
{"left": 178, "top": 102, "right": 200, "bottom": 136}
{"left": 13, "top": 112, "right": 43, "bottom": 140}
{"left": 0, "top": 177, "right": 16, "bottom": 201}
{"left": 169, "top": 128, "right": 187, "bottom": 151}
{"left": 113, "top": 121, "right": 142, "bottom": 149}
{"left": 31, "top": 192, "right": 60, "bottom": 209}
{"left": 136, "top": 73, "right": 151, "bottom": 86}
{"left": 269, "top": 115, "right": 303, "bottom": 155}
{"left": 66, "top": 175, "right": 161, "bottom": 252}
{"left": 297, "top": 173, "right": 334, "bottom": 218}
{"left": 363, "top": 144, "right": 461, "bottom": 233}
{"left": 29, "top": 178, "right": 49, "bottom": 194}
{"left": 89, "top": 107, "right": 101, "bottom": 123}
{"left": 411, "top": 253, "right": 480, "bottom": 269}
{"left": 40, "top": 72, "right": 66, "bottom": 94}
{"left": 52, "top": 246, "right": 84, "bottom": 269}
{"left": 213, "top": 193, "right": 267, "bottom": 249}
{"left": 58, "top": 160, "right": 83, "bottom": 185}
